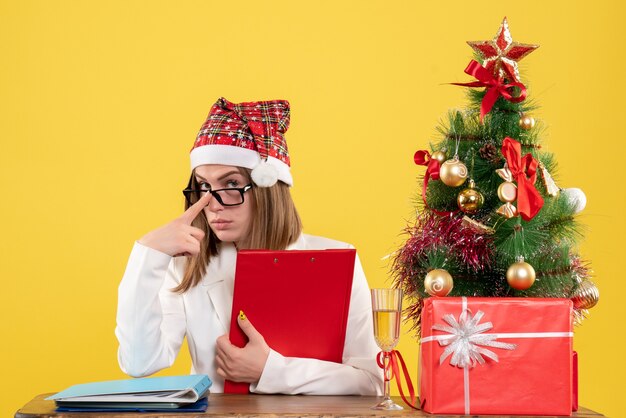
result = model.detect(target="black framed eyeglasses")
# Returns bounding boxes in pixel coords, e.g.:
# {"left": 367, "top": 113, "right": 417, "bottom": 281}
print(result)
{"left": 183, "top": 176, "right": 253, "bottom": 207}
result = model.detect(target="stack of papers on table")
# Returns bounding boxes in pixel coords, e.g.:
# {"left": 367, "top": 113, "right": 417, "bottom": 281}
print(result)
{"left": 46, "top": 374, "right": 211, "bottom": 412}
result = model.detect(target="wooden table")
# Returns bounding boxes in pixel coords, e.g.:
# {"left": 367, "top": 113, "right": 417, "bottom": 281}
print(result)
{"left": 15, "top": 393, "right": 604, "bottom": 417}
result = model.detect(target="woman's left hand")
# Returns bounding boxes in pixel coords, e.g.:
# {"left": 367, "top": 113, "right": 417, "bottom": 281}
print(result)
{"left": 215, "top": 314, "right": 270, "bottom": 383}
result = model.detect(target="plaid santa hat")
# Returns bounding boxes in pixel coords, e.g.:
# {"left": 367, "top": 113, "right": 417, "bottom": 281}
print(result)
{"left": 190, "top": 97, "right": 292, "bottom": 187}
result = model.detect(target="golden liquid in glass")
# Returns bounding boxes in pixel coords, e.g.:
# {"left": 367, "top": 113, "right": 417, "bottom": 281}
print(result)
{"left": 372, "top": 309, "right": 401, "bottom": 351}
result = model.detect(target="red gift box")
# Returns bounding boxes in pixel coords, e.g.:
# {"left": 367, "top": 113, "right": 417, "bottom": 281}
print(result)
{"left": 419, "top": 297, "right": 573, "bottom": 416}
{"left": 572, "top": 351, "right": 578, "bottom": 412}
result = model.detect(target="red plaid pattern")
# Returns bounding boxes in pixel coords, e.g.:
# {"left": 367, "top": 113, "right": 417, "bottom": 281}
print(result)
{"left": 193, "top": 97, "right": 290, "bottom": 166}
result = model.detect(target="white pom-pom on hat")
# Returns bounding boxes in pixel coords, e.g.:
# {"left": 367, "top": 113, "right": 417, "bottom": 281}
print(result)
{"left": 251, "top": 160, "right": 279, "bottom": 187}
{"left": 562, "top": 187, "right": 587, "bottom": 214}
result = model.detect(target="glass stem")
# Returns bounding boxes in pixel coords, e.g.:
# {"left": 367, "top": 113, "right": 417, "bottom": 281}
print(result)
{"left": 383, "top": 351, "right": 391, "bottom": 401}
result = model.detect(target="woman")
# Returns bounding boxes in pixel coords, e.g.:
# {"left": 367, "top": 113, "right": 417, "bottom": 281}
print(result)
{"left": 115, "top": 97, "right": 383, "bottom": 395}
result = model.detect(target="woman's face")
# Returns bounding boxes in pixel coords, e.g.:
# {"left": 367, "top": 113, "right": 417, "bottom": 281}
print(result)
{"left": 193, "top": 164, "right": 254, "bottom": 246}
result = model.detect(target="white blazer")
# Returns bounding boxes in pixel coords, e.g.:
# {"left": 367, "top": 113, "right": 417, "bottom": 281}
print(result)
{"left": 115, "top": 234, "right": 383, "bottom": 395}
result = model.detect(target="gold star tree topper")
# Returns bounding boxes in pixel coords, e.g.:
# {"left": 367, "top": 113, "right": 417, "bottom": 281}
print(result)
{"left": 467, "top": 17, "right": 539, "bottom": 83}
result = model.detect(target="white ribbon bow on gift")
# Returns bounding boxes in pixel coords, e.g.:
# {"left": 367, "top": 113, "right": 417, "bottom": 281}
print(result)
{"left": 433, "top": 309, "right": 517, "bottom": 368}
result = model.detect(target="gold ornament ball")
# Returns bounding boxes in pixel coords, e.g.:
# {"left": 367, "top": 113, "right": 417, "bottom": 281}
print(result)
{"left": 572, "top": 280, "right": 599, "bottom": 309}
{"left": 439, "top": 158, "right": 468, "bottom": 187}
{"left": 497, "top": 181, "right": 517, "bottom": 203}
{"left": 431, "top": 150, "right": 447, "bottom": 164}
{"left": 506, "top": 261, "right": 536, "bottom": 290}
{"left": 424, "top": 269, "right": 454, "bottom": 297}
{"left": 457, "top": 187, "right": 484, "bottom": 214}
{"left": 519, "top": 114, "right": 536, "bottom": 130}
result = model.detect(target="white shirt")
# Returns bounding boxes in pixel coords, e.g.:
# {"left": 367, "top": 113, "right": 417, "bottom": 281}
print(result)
{"left": 115, "top": 233, "right": 383, "bottom": 395}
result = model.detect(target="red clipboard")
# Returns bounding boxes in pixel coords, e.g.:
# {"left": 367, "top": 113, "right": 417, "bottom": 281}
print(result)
{"left": 224, "top": 248, "right": 356, "bottom": 393}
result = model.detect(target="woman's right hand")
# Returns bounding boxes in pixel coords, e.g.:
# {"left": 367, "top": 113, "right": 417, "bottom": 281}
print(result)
{"left": 138, "top": 191, "right": 213, "bottom": 257}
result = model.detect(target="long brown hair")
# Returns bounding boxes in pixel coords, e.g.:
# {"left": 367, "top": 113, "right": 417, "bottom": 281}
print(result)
{"left": 173, "top": 168, "right": 302, "bottom": 293}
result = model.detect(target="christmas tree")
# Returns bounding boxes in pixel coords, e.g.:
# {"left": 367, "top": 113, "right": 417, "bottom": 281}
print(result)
{"left": 393, "top": 18, "right": 599, "bottom": 333}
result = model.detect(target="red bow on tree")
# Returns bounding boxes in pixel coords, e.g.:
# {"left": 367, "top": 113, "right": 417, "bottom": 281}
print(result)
{"left": 453, "top": 60, "right": 527, "bottom": 123}
{"left": 414, "top": 150, "right": 441, "bottom": 205}
{"left": 501, "top": 137, "right": 544, "bottom": 221}
{"left": 414, "top": 150, "right": 441, "bottom": 187}
{"left": 414, "top": 150, "right": 459, "bottom": 217}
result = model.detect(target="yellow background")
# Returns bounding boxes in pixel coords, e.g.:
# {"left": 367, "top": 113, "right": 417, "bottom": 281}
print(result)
{"left": 1, "top": 1, "right": 624, "bottom": 416}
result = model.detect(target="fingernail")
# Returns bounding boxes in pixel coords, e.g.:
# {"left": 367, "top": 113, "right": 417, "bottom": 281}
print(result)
{"left": 239, "top": 310, "right": 246, "bottom": 321}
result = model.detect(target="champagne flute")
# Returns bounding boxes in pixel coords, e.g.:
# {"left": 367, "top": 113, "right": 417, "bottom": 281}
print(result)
{"left": 370, "top": 288, "right": 403, "bottom": 410}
